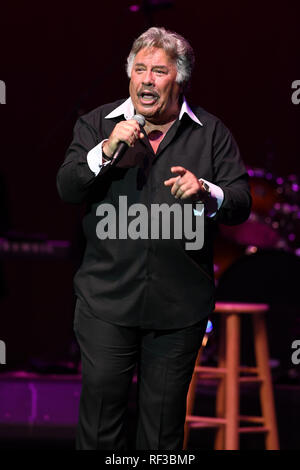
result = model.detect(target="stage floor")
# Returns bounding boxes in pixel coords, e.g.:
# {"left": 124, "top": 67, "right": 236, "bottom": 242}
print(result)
{"left": 0, "top": 371, "right": 299, "bottom": 450}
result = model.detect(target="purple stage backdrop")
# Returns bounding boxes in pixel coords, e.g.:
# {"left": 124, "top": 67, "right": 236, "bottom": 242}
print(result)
{"left": 0, "top": 0, "right": 299, "bottom": 379}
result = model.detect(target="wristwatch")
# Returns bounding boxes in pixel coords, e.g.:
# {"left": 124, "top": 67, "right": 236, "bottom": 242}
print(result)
{"left": 198, "top": 179, "right": 211, "bottom": 201}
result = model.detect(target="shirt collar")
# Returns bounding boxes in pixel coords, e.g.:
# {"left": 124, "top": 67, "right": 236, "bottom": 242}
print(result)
{"left": 105, "top": 96, "right": 203, "bottom": 126}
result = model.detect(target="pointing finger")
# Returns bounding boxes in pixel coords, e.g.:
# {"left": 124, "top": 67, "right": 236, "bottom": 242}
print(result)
{"left": 171, "top": 166, "right": 186, "bottom": 176}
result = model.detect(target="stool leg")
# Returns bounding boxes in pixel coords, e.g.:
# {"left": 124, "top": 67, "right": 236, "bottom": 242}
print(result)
{"left": 214, "top": 316, "right": 226, "bottom": 450}
{"left": 225, "top": 313, "right": 240, "bottom": 450}
{"left": 183, "top": 346, "right": 204, "bottom": 449}
{"left": 253, "top": 314, "right": 280, "bottom": 450}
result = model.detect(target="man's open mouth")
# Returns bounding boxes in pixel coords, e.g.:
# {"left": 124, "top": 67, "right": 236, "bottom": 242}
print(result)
{"left": 138, "top": 91, "right": 159, "bottom": 105}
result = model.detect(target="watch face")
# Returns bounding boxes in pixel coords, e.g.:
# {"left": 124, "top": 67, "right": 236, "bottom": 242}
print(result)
{"left": 203, "top": 182, "right": 210, "bottom": 193}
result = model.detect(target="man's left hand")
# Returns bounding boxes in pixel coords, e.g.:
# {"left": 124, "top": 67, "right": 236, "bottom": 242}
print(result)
{"left": 164, "top": 166, "right": 208, "bottom": 202}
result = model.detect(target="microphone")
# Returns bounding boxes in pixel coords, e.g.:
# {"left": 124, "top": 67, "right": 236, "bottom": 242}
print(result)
{"left": 110, "top": 114, "right": 145, "bottom": 166}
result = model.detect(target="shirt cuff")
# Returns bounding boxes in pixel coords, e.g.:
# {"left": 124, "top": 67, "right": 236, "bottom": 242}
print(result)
{"left": 193, "top": 178, "right": 224, "bottom": 217}
{"left": 87, "top": 139, "right": 111, "bottom": 176}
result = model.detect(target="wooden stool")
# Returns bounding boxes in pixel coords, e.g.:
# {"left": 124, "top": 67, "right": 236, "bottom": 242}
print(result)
{"left": 184, "top": 302, "right": 279, "bottom": 450}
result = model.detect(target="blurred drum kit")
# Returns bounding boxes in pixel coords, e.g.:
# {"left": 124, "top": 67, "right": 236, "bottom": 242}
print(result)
{"left": 214, "top": 167, "right": 300, "bottom": 280}
{"left": 211, "top": 168, "right": 300, "bottom": 378}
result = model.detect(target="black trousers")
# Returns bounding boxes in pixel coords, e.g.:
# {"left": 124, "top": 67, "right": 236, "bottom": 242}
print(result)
{"left": 73, "top": 298, "right": 207, "bottom": 450}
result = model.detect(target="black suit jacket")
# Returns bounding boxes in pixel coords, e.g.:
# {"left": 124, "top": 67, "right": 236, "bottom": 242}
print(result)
{"left": 57, "top": 99, "right": 251, "bottom": 328}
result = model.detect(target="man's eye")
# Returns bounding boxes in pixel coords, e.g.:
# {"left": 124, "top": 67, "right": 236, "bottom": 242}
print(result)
{"left": 156, "top": 70, "right": 167, "bottom": 75}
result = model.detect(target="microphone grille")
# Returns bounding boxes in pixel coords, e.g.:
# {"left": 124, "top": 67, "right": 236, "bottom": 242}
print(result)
{"left": 133, "top": 114, "right": 145, "bottom": 127}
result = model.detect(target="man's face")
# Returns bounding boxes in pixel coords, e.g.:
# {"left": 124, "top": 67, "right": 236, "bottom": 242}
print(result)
{"left": 129, "top": 47, "right": 182, "bottom": 124}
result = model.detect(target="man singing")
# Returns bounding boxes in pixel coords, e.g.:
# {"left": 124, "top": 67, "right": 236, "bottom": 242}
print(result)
{"left": 57, "top": 27, "right": 251, "bottom": 450}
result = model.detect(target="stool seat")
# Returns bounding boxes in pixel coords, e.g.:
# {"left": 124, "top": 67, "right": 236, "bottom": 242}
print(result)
{"left": 215, "top": 302, "right": 269, "bottom": 313}
{"left": 184, "top": 301, "right": 279, "bottom": 450}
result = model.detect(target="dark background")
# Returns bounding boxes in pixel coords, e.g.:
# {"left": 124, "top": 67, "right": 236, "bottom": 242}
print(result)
{"left": 0, "top": 0, "right": 299, "bottom": 368}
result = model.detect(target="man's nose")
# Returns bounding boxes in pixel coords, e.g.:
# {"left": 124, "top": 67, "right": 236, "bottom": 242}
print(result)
{"left": 142, "top": 70, "right": 155, "bottom": 85}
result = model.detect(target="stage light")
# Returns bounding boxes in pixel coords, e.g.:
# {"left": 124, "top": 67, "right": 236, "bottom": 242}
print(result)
{"left": 129, "top": 0, "right": 174, "bottom": 12}
{"left": 206, "top": 320, "right": 213, "bottom": 334}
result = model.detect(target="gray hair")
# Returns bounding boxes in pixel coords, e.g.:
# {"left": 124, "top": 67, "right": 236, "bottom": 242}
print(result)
{"left": 126, "top": 27, "right": 195, "bottom": 89}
